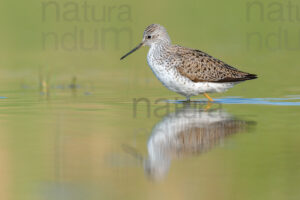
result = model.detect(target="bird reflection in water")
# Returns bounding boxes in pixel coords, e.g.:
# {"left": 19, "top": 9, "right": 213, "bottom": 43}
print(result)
{"left": 123, "top": 103, "right": 255, "bottom": 181}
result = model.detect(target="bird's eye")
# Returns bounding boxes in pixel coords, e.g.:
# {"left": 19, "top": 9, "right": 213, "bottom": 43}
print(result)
{"left": 147, "top": 35, "right": 152, "bottom": 39}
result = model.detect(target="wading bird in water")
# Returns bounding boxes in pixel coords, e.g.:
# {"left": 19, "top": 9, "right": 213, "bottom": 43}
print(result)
{"left": 121, "top": 24, "right": 257, "bottom": 102}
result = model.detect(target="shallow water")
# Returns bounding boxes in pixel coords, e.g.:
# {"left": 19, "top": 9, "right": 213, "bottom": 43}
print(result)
{"left": 168, "top": 97, "right": 300, "bottom": 106}
{"left": 1, "top": 0, "right": 300, "bottom": 198}
{"left": 1, "top": 85, "right": 300, "bottom": 200}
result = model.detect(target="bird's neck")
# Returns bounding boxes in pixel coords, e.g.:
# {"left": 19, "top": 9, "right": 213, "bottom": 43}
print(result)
{"left": 150, "top": 42, "right": 171, "bottom": 54}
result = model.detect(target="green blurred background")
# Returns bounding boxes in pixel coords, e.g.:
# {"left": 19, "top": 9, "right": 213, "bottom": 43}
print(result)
{"left": 0, "top": 0, "right": 300, "bottom": 199}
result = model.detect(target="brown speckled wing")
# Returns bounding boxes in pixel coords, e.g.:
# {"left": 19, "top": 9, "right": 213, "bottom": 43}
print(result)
{"left": 174, "top": 46, "right": 257, "bottom": 83}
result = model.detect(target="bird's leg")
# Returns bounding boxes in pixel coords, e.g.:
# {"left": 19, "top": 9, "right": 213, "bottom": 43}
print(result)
{"left": 203, "top": 93, "right": 214, "bottom": 102}
{"left": 185, "top": 96, "right": 191, "bottom": 102}
{"left": 204, "top": 102, "right": 213, "bottom": 111}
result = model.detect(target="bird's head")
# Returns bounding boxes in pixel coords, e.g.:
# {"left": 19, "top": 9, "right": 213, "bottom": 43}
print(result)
{"left": 120, "top": 24, "right": 171, "bottom": 60}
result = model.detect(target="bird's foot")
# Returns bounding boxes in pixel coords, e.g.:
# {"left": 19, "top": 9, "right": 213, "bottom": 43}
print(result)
{"left": 203, "top": 93, "right": 214, "bottom": 102}
{"left": 204, "top": 102, "right": 213, "bottom": 111}
{"left": 185, "top": 96, "right": 191, "bottom": 103}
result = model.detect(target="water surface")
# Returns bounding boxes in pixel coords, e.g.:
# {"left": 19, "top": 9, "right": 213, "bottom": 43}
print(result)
{"left": 1, "top": 85, "right": 300, "bottom": 200}
{"left": 1, "top": 0, "right": 300, "bottom": 199}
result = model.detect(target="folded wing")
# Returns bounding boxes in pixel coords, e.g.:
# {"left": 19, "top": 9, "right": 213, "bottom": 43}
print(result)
{"left": 174, "top": 46, "right": 257, "bottom": 83}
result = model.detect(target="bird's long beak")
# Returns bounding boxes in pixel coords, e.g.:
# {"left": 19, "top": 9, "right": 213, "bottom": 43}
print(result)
{"left": 120, "top": 42, "right": 143, "bottom": 60}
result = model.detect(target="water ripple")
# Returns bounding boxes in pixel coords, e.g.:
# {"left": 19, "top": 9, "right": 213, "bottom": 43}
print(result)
{"left": 168, "top": 97, "right": 300, "bottom": 106}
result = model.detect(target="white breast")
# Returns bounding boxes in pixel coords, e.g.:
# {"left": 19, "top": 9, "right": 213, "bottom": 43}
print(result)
{"left": 146, "top": 45, "right": 236, "bottom": 97}
{"left": 147, "top": 45, "right": 189, "bottom": 95}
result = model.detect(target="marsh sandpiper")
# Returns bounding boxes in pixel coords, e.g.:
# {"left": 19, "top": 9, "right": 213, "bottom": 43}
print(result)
{"left": 121, "top": 24, "right": 257, "bottom": 102}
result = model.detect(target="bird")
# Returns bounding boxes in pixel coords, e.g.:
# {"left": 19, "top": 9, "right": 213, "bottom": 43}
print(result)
{"left": 120, "top": 24, "right": 257, "bottom": 102}
{"left": 123, "top": 105, "right": 254, "bottom": 180}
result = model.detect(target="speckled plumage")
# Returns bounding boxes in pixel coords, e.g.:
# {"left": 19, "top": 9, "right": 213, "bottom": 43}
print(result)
{"left": 174, "top": 47, "right": 257, "bottom": 82}
{"left": 121, "top": 24, "right": 257, "bottom": 100}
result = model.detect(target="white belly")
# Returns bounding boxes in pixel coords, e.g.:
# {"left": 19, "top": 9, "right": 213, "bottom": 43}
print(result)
{"left": 147, "top": 51, "right": 236, "bottom": 97}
